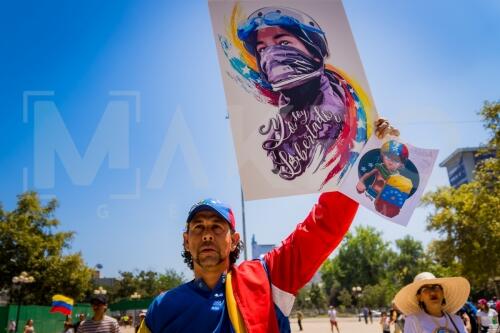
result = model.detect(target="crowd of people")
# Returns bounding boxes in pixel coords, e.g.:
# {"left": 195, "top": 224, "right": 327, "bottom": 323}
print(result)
{"left": 293, "top": 272, "right": 499, "bottom": 333}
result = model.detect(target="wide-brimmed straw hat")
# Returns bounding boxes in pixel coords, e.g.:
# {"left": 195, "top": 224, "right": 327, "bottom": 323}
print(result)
{"left": 394, "top": 272, "right": 470, "bottom": 315}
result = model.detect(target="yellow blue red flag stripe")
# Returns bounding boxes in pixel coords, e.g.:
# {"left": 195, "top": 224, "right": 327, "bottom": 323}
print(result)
{"left": 50, "top": 295, "right": 74, "bottom": 315}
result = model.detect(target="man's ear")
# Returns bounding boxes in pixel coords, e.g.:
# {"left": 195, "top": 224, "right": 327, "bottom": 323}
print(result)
{"left": 183, "top": 232, "right": 189, "bottom": 251}
{"left": 231, "top": 232, "right": 241, "bottom": 251}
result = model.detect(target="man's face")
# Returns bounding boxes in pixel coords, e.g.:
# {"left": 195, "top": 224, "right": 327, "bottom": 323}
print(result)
{"left": 91, "top": 302, "right": 107, "bottom": 316}
{"left": 255, "top": 26, "right": 316, "bottom": 59}
{"left": 183, "top": 211, "right": 239, "bottom": 271}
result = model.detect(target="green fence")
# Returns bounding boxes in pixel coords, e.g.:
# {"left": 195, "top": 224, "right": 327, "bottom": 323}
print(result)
{"left": 0, "top": 307, "right": 8, "bottom": 333}
{"left": 0, "top": 297, "right": 154, "bottom": 333}
{"left": 0, "top": 304, "right": 91, "bottom": 333}
{"left": 108, "top": 298, "right": 153, "bottom": 312}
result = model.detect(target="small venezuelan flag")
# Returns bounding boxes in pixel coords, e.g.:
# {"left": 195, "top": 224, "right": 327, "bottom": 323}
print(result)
{"left": 50, "top": 294, "right": 74, "bottom": 315}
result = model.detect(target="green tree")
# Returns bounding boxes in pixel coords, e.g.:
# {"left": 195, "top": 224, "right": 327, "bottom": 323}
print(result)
{"left": 321, "top": 226, "right": 392, "bottom": 294}
{"left": 422, "top": 101, "right": 499, "bottom": 295}
{"left": 0, "top": 192, "right": 93, "bottom": 304}
{"left": 359, "top": 280, "right": 396, "bottom": 309}
{"left": 308, "top": 283, "right": 327, "bottom": 314}
{"left": 136, "top": 270, "right": 160, "bottom": 296}
{"left": 157, "top": 269, "right": 184, "bottom": 292}
{"left": 110, "top": 271, "right": 138, "bottom": 301}
{"left": 389, "top": 236, "right": 427, "bottom": 286}
{"left": 110, "top": 269, "right": 184, "bottom": 301}
{"left": 294, "top": 286, "right": 310, "bottom": 311}
{"left": 337, "top": 288, "right": 352, "bottom": 308}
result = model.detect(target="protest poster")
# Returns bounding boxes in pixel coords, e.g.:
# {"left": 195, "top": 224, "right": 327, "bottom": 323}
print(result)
{"left": 208, "top": 0, "right": 378, "bottom": 200}
{"left": 339, "top": 136, "right": 438, "bottom": 226}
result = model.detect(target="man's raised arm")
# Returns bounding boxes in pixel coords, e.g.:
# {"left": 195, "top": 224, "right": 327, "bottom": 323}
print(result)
{"left": 263, "top": 191, "right": 358, "bottom": 311}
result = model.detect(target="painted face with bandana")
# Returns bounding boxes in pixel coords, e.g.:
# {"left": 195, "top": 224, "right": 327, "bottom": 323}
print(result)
{"left": 255, "top": 26, "right": 323, "bottom": 91}
{"left": 250, "top": 25, "right": 347, "bottom": 181}
{"left": 237, "top": 7, "right": 357, "bottom": 184}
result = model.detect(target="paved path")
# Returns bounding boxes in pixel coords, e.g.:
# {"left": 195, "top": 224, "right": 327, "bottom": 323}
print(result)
{"left": 121, "top": 317, "right": 385, "bottom": 333}
{"left": 291, "top": 317, "right": 384, "bottom": 333}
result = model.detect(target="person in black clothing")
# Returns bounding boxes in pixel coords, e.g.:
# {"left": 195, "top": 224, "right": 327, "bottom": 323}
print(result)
{"left": 73, "top": 314, "right": 86, "bottom": 333}
{"left": 135, "top": 311, "right": 146, "bottom": 333}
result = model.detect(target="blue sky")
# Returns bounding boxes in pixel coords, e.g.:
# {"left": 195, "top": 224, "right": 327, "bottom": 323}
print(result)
{"left": 1, "top": 0, "right": 499, "bottom": 279}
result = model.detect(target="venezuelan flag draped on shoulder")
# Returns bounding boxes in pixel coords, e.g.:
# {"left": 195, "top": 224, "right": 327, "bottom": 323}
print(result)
{"left": 50, "top": 294, "right": 74, "bottom": 315}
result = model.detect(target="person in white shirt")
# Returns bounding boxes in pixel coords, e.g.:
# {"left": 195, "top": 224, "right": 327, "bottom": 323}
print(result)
{"left": 328, "top": 306, "right": 340, "bottom": 333}
{"left": 394, "top": 272, "right": 470, "bottom": 333}
{"left": 476, "top": 298, "right": 498, "bottom": 333}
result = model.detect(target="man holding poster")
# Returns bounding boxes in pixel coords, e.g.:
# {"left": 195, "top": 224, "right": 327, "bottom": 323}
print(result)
{"left": 138, "top": 122, "right": 397, "bottom": 332}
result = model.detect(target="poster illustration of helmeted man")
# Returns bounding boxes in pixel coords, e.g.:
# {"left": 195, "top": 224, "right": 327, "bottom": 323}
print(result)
{"left": 209, "top": 1, "right": 377, "bottom": 200}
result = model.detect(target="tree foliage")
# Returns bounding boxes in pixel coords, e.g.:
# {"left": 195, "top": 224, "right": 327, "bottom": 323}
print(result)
{"left": 320, "top": 228, "right": 454, "bottom": 309}
{"left": 337, "top": 288, "right": 352, "bottom": 308}
{"left": 110, "top": 269, "right": 184, "bottom": 301}
{"left": 0, "top": 192, "right": 93, "bottom": 304}
{"left": 388, "top": 236, "right": 427, "bottom": 286}
{"left": 321, "top": 226, "right": 392, "bottom": 296}
{"left": 308, "top": 283, "right": 327, "bottom": 313}
{"left": 359, "top": 280, "right": 397, "bottom": 309}
{"left": 422, "top": 101, "right": 499, "bottom": 294}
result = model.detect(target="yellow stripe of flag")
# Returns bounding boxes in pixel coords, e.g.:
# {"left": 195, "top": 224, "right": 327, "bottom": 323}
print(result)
{"left": 52, "top": 294, "right": 74, "bottom": 305}
{"left": 386, "top": 175, "right": 413, "bottom": 194}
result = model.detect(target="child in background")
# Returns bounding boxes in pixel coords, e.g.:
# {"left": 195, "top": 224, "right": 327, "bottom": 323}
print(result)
{"left": 380, "top": 312, "right": 391, "bottom": 333}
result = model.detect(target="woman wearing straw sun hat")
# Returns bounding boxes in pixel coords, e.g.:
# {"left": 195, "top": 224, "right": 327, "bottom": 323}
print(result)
{"left": 394, "top": 272, "right": 470, "bottom": 333}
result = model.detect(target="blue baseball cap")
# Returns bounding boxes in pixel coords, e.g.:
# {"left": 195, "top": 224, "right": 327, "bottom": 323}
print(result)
{"left": 186, "top": 198, "right": 236, "bottom": 230}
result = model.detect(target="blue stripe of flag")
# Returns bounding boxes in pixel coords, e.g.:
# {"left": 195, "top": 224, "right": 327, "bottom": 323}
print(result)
{"left": 51, "top": 301, "right": 73, "bottom": 311}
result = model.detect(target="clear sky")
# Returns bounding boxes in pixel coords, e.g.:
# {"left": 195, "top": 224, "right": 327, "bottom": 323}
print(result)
{"left": 1, "top": 0, "right": 499, "bottom": 279}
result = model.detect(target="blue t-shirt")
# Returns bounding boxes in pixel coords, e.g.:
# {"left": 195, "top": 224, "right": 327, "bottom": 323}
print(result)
{"left": 145, "top": 274, "right": 233, "bottom": 333}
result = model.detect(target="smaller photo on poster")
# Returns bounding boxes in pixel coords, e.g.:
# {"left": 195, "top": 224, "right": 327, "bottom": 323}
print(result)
{"left": 340, "top": 136, "right": 438, "bottom": 226}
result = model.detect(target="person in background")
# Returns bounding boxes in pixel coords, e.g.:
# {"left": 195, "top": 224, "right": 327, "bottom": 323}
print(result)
{"left": 380, "top": 312, "right": 390, "bottom": 333}
{"left": 296, "top": 311, "right": 304, "bottom": 331}
{"left": 73, "top": 314, "right": 86, "bottom": 333}
{"left": 63, "top": 321, "right": 74, "bottom": 333}
{"left": 77, "top": 294, "right": 120, "bottom": 333}
{"left": 363, "top": 307, "right": 369, "bottom": 324}
{"left": 390, "top": 303, "right": 404, "bottom": 333}
{"left": 135, "top": 311, "right": 146, "bottom": 333}
{"left": 23, "top": 319, "right": 34, "bottom": 333}
{"left": 476, "top": 298, "right": 498, "bottom": 333}
{"left": 457, "top": 309, "right": 472, "bottom": 333}
{"left": 328, "top": 306, "right": 340, "bottom": 333}
{"left": 462, "top": 301, "right": 478, "bottom": 333}
{"left": 394, "top": 272, "right": 469, "bottom": 333}
{"left": 495, "top": 297, "right": 500, "bottom": 327}
{"left": 7, "top": 321, "right": 16, "bottom": 333}
{"left": 122, "top": 315, "right": 130, "bottom": 327}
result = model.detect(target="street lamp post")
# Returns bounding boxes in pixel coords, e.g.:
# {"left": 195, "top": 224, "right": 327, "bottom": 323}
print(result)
{"left": 93, "top": 286, "right": 107, "bottom": 296}
{"left": 12, "top": 272, "right": 35, "bottom": 333}
{"left": 130, "top": 292, "right": 141, "bottom": 327}
{"left": 351, "top": 286, "right": 362, "bottom": 320}
{"left": 351, "top": 286, "right": 362, "bottom": 299}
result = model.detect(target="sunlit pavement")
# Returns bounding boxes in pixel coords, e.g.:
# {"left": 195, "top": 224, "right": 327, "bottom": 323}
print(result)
{"left": 119, "top": 317, "right": 384, "bottom": 333}
{"left": 291, "top": 317, "right": 384, "bottom": 333}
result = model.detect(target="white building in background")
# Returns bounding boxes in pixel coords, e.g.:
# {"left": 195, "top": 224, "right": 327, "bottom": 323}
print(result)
{"left": 251, "top": 235, "right": 275, "bottom": 260}
{"left": 439, "top": 147, "right": 495, "bottom": 188}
